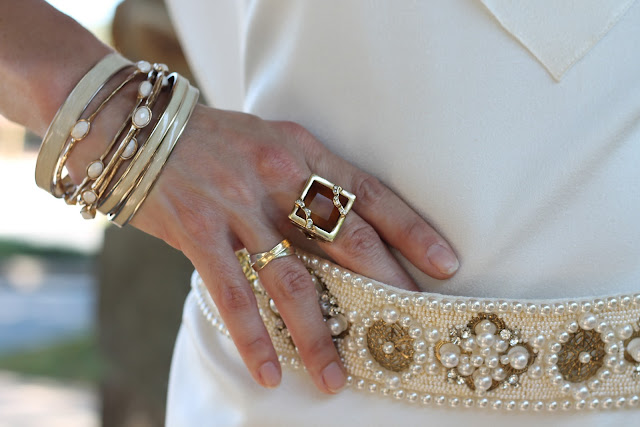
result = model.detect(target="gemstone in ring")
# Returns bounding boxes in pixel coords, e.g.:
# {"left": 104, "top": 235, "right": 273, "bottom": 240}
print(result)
{"left": 288, "top": 174, "right": 355, "bottom": 242}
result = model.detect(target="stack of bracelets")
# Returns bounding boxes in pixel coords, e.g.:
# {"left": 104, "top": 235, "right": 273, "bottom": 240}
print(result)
{"left": 35, "top": 52, "right": 199, "bottom": 226}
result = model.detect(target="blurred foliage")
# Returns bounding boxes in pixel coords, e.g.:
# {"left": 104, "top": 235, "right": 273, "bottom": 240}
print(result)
{"left": 0, "top": 239, "right": 90, "bottom": 259}
{"left": 0, "top": 334, "right": 103, "bottom": 384}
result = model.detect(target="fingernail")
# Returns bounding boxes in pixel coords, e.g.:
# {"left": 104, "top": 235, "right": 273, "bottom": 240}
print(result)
{"left": 321, "top": 362, "right": 346, "bottom": 393}
{"left": 427, "top": 244, "right": 459, "bottom": 275}
{"left": 259, "top": 362, "right": 281, "bottom": 388}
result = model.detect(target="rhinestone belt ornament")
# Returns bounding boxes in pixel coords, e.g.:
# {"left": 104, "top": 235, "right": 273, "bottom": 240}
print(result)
{"left": 192, "top": 250, "right": 640, "bottom": 412}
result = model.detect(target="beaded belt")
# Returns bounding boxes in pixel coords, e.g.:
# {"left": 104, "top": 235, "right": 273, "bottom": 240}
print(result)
{"left": 191, "top": 250, "right": 640, "bottom": 412}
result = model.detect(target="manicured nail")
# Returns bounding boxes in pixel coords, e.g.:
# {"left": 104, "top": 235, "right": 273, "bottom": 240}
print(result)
{"left": 427, "top": 244, "right": 459, "bottom": 275}
{"left": 321, "top": 362, "right": 346, "bottom": 393}
{"left": 259, "top": 361, "right": 281, "bottom": 388}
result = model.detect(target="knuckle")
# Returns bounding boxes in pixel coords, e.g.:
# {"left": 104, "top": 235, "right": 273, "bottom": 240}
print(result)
{"left": 178, "top": 203, "right": 209, "bottom": 241}
{"left": 302, "top": 335, "right": 336, "bottom": 367}
{"left": 237, "top": 334, "right": 272, "bottom": 358}
{"left": 178, "top": 202, "right": 218, "bottom": 246}
{"left": 352, "top": 174, "right": 386, "bottom": 206}
{"left": 278, "top": 120, "right": 313, "bottom": 142}
{"left": 216, "top": 282, "right": 255, "bottom": 312}
{"left": 277, "top": 121, "right": 325, "bottom": 158}
{"left": 231, "top": 111, "right": 262, "bottom": 129}
{"left": 218, "top": 174, "right": 255, "bottom": 207}
{"left": 271, "top": 267, "right": 313, "bottom": 300}
{"left": 341, "top": 222, "right": 381, "bottom": 256}
{"left": 401, "top": 217, "right": 437, "bottom": 246}
{"left": 255, "top": 144, "right": 305, "bottom": 182}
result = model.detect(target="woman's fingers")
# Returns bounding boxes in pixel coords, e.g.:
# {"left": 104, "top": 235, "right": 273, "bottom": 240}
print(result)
{"left": 318, "top": 212, "right": 419, "bottom": 291}
{"left": 141, "top": 115, "right": 458, "bottom": 397}
{"left": 309, "top": 150, "right": 459, "bottom": 280}
{"left": 184, "top": 238, "right": 282, "bottom": 389}
{"left": 243, "top": 230, "right": 347, "bottom": 394}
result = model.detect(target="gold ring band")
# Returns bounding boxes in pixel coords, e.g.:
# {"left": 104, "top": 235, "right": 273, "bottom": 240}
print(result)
{"left": 251, "top": 239, "right": 295, "bottom": 271}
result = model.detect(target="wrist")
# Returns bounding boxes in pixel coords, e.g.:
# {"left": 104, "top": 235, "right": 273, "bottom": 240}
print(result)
{"left": 35, "top": 45, "right": 114, "bottom": 136}
{"left": 0, "top": 0, "right": 112, "bottom": 135}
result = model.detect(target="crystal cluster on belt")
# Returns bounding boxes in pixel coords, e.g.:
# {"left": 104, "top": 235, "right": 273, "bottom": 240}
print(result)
{"left": 435, "top": 313, "right": 536, "bottom": 392}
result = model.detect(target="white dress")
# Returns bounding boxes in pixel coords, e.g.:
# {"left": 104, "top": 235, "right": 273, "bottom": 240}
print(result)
{"left": 163, "top": 1, "right": 640, "bottom": 425}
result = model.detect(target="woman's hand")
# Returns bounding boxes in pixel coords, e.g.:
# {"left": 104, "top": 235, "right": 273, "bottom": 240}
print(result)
{"left": 132, "top": 105, "right": 459, "bottom": 394}
{"left": 0, "top": 0, "right": 457, "bottom": 397}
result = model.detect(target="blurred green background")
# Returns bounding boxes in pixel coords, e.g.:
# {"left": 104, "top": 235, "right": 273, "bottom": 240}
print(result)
{"left": 0, "top": 1, "right": 196, "bottom": 426}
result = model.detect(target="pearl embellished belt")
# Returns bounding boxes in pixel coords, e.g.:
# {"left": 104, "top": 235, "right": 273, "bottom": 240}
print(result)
{"left": 191, "top": 250, "right": 640, "bottom": 412}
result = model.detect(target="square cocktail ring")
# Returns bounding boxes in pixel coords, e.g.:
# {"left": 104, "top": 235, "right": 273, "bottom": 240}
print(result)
{"left": 289, "top": 174, "right": 356, "bottom": 242}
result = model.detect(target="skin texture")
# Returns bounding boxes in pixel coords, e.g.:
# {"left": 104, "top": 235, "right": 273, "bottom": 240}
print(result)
{"left": 0, "top": 0, "right": 459, "bottom": 394}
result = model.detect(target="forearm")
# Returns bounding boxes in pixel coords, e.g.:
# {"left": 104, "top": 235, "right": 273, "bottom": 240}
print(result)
{"left": 0, "top": 0, "right": 112, "bottom": 136}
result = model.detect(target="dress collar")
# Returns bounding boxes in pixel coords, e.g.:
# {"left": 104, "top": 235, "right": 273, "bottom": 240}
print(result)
{"left": 481, "top": 0, "right": 637, "bottom": 80}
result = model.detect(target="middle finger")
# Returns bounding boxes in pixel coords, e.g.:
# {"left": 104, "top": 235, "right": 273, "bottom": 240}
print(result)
{"left": 241, "top": 228, "right": 347, "bottom": 394}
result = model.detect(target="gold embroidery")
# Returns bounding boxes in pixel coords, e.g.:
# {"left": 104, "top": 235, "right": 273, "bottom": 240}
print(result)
{"left": 236, "top": 250, "right": 259, "bottom": 283}
{"left": 557, "top": 328, "right": 605, "bottom": 383}
{"left": 367, "top": 320, "right": 415, "bottom": 372}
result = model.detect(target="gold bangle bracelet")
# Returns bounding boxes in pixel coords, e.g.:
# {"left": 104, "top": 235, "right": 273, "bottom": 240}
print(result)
{"left": 36, "top": 52, "right": 131, "bottom": 195}
{"left": 64, "top": 96, "right": 142, "bottom": 206}
{"left": 69, "top": 82, "right": 151, "bottom": 216}
{"left": 52, "top": 67, "right": 141, "bottom": 198}
{"left": 98, "top": 73, "right": 188, "bottom": 215}
{"left": 90, "top": 69, "right": 166, "bottom": 195}
{"left": 63, "top": 69, "right": 155, "bottom": 205}
{"left": 77, "top": 68, "right": 169, "bottom": 218}
{"left": 110, "top": 84, "right": 199, "bottom": 227}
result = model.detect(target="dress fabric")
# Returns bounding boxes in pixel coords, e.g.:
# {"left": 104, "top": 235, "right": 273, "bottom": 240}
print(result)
{"left": 164, "top": 1, "right": 640, "bottom": 425}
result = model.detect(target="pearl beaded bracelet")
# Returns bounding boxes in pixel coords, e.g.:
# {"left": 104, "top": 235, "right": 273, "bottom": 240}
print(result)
{"left": 192, "top": 249, "right": 640, "bottom": 412}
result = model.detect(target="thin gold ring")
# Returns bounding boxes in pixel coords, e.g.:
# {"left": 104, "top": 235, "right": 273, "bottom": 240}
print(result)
{"left": 251, "top": 239, "right": 295, "bottom": 271}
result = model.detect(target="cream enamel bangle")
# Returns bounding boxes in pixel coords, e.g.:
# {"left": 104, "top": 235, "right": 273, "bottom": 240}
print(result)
{"left": 36, "top": 56, "right": 198, "bottom": 226}
{"left": 98, "top": 74, "right": 189, "bottom": 214}
{"left": 36, "top": 52, "right": 131, "bottom": 195}
{"left": 110, "top": 84, "right": 199, "bottom": 226}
